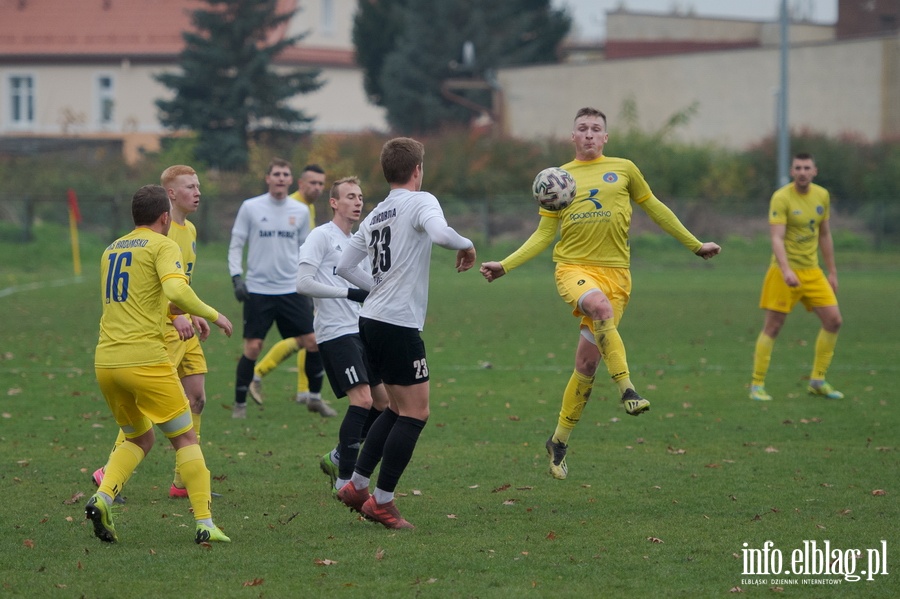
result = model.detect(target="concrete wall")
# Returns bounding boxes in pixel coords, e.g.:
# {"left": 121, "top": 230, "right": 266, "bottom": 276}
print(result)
{"left": 498, "top": 34, "right": 896, "bottom": 149}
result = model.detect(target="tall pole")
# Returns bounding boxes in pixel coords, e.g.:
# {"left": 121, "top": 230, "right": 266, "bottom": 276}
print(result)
{"left": 777, "top": 0, "right": 790, "bottom": 186}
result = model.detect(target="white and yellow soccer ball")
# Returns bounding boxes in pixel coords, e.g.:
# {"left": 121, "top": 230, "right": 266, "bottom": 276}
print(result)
{"left": 532, "top": 167, "right": 576, "bottom": 211}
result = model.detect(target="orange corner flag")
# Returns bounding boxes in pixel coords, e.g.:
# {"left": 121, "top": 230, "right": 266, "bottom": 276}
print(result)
{"left": 67, "top": 188, "right": 82, "bottom": 276}
{"left": 67, "top": 188, "right": 82, "bottom": 223}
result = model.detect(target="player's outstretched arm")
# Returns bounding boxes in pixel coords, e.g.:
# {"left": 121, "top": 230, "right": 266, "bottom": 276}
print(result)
{"left": 162, "top": 277, "right": 227, "bottom": 334}
{"left": 479, "top": 262, "right": 506, "bottom": 282}
{"left": 695, "top": 242, "right": 721, "bottom": 260}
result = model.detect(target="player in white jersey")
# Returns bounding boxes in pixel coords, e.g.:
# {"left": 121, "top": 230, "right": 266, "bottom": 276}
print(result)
{"left": 335, "top": 137, "right": 476, "bottom": 529}
{"left": 295, "top": 176, "right": 390, "bottom": 496}
{"left": 251, "top": 164, "right": 330, "bottom": 409}
{"left": 228, "top": 158, "right": 326, "bottom": 419}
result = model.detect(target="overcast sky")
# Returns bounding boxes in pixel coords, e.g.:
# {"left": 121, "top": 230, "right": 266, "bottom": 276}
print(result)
{"left": 553, "top": 0, "right": 839, "bottom": 40}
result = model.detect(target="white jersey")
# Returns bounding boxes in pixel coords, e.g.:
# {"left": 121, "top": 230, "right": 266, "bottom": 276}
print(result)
{"left": 347, "top": 188, "right": 465, "bottom": 330}
{"left": 298, "top": 222, "right": 367, "bottom": 343}
{"left": 228, "top": 192, "right": 310, "bottom": 295}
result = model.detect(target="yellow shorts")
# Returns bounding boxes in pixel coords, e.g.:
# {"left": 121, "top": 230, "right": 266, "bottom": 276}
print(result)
{"left": 165, "top": 326, "right": 208, "bottom": 378}
{"left": 555, "top": 263, "right": 632, "bottom": 333}
{"left": 95, "top": 363, "right": 192, "bottom": 438}
{"left": 759, "top": 265, "right": 838, "bottom": 313}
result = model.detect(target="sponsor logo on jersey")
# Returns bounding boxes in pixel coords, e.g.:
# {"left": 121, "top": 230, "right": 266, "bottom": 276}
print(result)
{"left": 570, "top": 189, "right": 611, "bottom": 220}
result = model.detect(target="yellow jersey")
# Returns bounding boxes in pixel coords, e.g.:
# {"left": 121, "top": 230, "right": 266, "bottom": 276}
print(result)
{"left": 167, "top": 219, "right": 197, "bottom": 284}
{"left": 768, "top": 182, "right": 830, "bottom": 269}
{"left": 540, "top": 156, "right": 652, "bottom": 268}
{"left": 95, "top": 228, "right": 189, "bottom": 368}
{"left": 289, "top": 191, "right": 316, "bottom": 228}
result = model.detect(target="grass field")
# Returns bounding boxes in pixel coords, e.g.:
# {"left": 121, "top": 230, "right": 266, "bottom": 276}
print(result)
{"left": 1, "top": 224, "right": 898, "bottom": 598}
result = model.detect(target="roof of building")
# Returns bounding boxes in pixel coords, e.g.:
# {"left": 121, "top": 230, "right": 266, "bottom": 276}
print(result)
{"left": 0, "top": 0, "right": 354, "bottom": 66}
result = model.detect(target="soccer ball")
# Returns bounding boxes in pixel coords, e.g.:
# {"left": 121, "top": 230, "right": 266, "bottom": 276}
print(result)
{"left": 532, "top": 167, "right": 576, "bottom": 211}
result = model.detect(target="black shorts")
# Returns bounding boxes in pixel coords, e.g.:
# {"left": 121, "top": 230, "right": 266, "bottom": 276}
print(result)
{"left": 242, "top": 293, "right": 314, "bottom": 340}
{"left": 318, "top": 333, "right": 381, "bottom": 398}
{"left": 358, "top": 317, "right": 429, "bottom": 386}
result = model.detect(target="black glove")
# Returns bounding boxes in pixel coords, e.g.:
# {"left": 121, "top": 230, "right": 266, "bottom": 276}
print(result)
{"left": 346, "top": 288, "right": 369, "bottom": 303}
{"left": 232, "top": 275, "right": 250, "bottom": 302}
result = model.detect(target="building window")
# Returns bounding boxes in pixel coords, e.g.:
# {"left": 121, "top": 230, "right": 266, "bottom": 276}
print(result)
{"left": 321, "top": 0, "right": 334, "bottom": 36}
{"left": 97, "top": 75, "right": 115, "bottom": 126}
{"left": 9, "top": 75, "right": 34, "bottom": 127}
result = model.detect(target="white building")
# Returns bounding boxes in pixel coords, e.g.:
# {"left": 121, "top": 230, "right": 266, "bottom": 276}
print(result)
{"left": 0, "top": 0, "right": 386, "bottom": 162}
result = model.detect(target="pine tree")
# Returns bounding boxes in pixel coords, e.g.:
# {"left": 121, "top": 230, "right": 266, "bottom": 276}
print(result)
{"left": 353, "top": 0, "right": 569, "bottom": 133}
{"left": 351, "top": 0, "right": 408, "bottom": 105}
{"left": 156, "top": 0, "right": 322, "bottom": 170}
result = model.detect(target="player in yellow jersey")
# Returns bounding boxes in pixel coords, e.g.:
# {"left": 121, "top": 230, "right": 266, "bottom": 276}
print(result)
{"left": 245, "top": 164, "right": 336, "bottom": 415}
{"left": 480, "top": 107, "right": 720, "bottom": 480}
{"left": 91, "top": 165, "right": 215, "bottom": 499}
{"left": 750, "top": 153, "right": 844, "bottom": 401}
{"left": 85, "top": 184, "right": 233, "bottom": 544}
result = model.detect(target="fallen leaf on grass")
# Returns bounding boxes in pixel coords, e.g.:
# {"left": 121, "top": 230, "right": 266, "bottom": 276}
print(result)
{"left": 508, "top": 415, "right": 520, "bottom": 421}
{"left": 23, "top": 539, "right": 34, "bottom": 548}
{"left": 63, "top": 492, "right": 84, "bottom": 505}
{"left": 667, "top": 446, "right": 686, "bottom": 455}
{"left": 546, "top": 531, "right": 556, "bottom": 540}
{"left": 764, "top": 446, "right": 779, "bottom": 453}
{"left": 447, "top": 514, "right": 458, "bottom": 519}
{"left": 502, "top": 499, "right": 517, "bottom": 506}
{"left": 492, "top": 483, "right": 510, "bottom": 493}
{"left": 516, "top": 486, "right": 533, "bottom": 491}
{"left": 375, "top": 548, "right": 385, "bottom": 561}
{"left": 242, "top": 578, "right": 264, "bottom": 587}
{"left": 314, "top": 559, "right": 337, "bottom": 566}
{"left": 871, "top": 489, "right": 886, "bottom": 496}
{"left": 729, "top": 586, "right": 743, "bottom": 593}
{"left": 647, "top": 537, "right": 664, "bottom": 543}
{"left": 412, "top": 489, "right": 423, "bottom": 496}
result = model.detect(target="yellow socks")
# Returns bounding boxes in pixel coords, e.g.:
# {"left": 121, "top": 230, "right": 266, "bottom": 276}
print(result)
{"left": 593, "top": 319, "right": 630, "bottom": 386}
{"left": 176, "top": 444, "right": 212, "bottom": 521}
{"left": 810, "top": 329, "right": 838, "bottom": 381}
{"left": 752, "top": 332, "right": 775, "bottom": 386}
{"left": 554, "top": 370, "right": 594, "bottom": 445}
{"left": 99, "top": 441, "right": 145, "bottom": 499}
{"left": 173, "top": 413, "right": 202, "bottom": 488}
{"left": 107, "top": 428, "right": 127, "bottom": 464}
{"left": 296, "top": 348, "right": 309, "bottom": 394}
{"left": 254, "top": 337, "right": 299, "bottom": 377}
